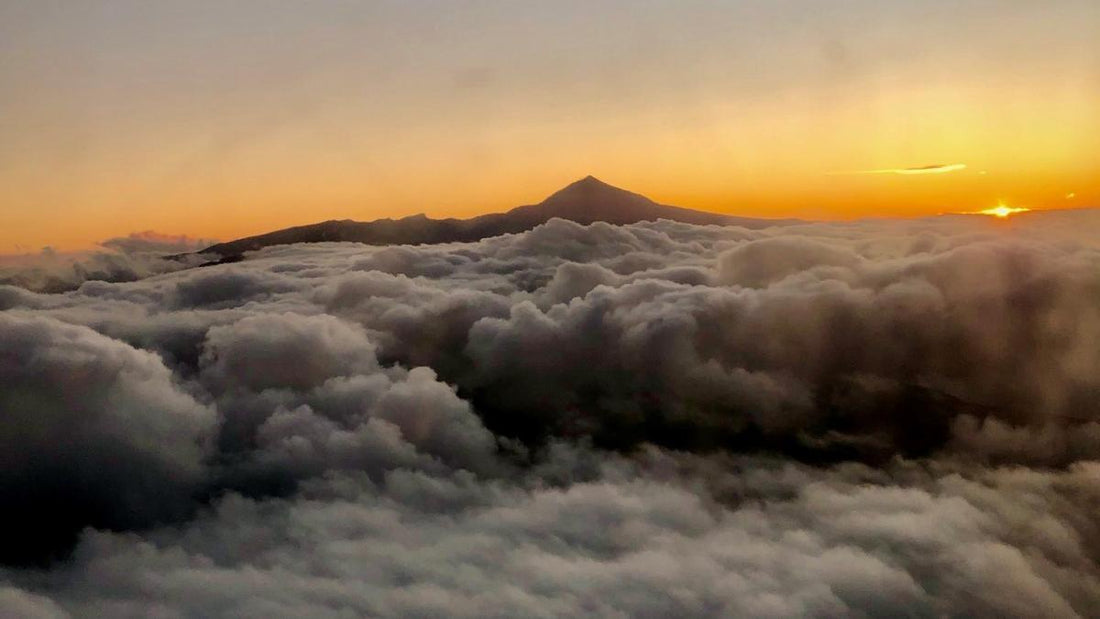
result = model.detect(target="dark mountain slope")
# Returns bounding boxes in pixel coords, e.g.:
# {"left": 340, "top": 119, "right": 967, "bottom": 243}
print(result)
{"left": 196, "top": 176, "right": 794, "bottom": 259}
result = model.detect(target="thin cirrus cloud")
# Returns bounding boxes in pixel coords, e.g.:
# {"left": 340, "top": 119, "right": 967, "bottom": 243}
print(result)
{"left": 830, "top": 163, "right": 968, "bottom": 176}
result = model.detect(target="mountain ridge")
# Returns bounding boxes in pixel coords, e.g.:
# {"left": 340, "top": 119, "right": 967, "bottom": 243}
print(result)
{"left": 194, "top": 177, "right": 795, "bottom": 260}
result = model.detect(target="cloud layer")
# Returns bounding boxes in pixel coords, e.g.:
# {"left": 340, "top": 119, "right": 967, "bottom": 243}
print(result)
{"left": 2, "top": 211, "right": 1100, "bottom": 616}
{"left": 0, "top": 231, "right": 215, "bottom": 293}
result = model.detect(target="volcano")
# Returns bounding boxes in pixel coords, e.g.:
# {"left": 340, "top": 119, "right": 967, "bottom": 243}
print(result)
{"left": 195, "top": 176, "right": 794, "bottom": 260}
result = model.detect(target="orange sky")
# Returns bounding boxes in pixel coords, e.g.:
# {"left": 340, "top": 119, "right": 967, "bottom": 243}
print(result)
{"left": 1, "top": 1, "right": 1098, "bottom": 251}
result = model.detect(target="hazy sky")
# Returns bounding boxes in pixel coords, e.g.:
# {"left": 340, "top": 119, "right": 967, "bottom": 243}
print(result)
{"left": 2, "top": 0, "right": 1098, "bottom": 250}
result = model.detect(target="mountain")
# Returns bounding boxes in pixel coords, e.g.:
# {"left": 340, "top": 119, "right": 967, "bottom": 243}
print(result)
{"left": 194, "top": 176, "right": 794, "bottom": 260}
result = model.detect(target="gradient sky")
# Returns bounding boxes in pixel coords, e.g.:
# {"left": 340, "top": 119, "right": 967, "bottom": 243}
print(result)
{"left": 2, "top": 0, "right": 1098, "bottom": 251}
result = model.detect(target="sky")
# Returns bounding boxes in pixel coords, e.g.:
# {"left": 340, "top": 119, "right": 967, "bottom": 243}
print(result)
{"left": 1, "top": 0, "right": 1098, "bottom": 251}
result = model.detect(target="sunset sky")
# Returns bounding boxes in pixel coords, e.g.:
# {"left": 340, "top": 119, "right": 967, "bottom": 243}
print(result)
{"left": 2, "top": 0, "right": 1098, "bottom": 251}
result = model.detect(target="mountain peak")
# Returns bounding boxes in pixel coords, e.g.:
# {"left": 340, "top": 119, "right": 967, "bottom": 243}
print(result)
{"left": 196, "top": 176, "right": 785, "bottom": 259}
{"left": 505, "top": 175, "right": 679, "bottom": 226}
{"left": 570, "top": 175, "right": 612, "bottom": 189}
{"left": 542, "top": 176, "right": 644, "bottom": 205}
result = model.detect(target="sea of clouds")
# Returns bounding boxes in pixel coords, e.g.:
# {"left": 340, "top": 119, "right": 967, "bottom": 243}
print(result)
{"left": 2, "top": 212, "right": 1100, "bottom": 617}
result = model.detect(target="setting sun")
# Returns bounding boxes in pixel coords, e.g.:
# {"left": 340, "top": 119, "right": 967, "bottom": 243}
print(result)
{"left": 978, "top": 204, "right": 1031, "bottom": 218}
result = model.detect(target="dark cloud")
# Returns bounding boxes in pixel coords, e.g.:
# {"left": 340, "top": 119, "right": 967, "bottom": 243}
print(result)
{"left": 2, "top": 211, "right": 1100, "bottom": 615}
{"left": 0, "top": 314, "right": 216, "bottom": 565}
{"left": 3, "top": 454, "right": 1098, "bottom": 617}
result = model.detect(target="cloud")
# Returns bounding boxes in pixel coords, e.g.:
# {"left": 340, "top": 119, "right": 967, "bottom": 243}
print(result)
{"left": 3, "top": 454, "right": 1098, "bottom": 617}
{"left": 0, "top": 314, "right": 216, "bottom": 566}
{"left": 98, "top": 231, "right": 217, "bottom": 255}
{"left": 0, "top": 587, "right": 67, "bottom": 619}
{"left": 2, "top": 211, "right": 1100, "bottom": 615}
{"left": 0, "top": 231, "right": 215, "bottom": 293}
{"left": 831, "top": 163, "right": 968, "bottom": 175}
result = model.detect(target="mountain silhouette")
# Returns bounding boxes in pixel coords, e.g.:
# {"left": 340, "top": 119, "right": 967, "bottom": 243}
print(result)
{"left": 194, "top": 176, "right": 794, "bottom": 260}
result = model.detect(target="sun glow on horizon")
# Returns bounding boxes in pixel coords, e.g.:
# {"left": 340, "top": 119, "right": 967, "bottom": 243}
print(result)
{"left": 1, "top": 2, "right": 1097, "bottom": 250}
{"left": 977, "top": 204, "right": 1031, "bottom": 218}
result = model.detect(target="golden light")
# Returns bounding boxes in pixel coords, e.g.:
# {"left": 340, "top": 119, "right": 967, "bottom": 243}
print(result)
{"left": 977, "top": 203, "right": 1030, "bottom": 218}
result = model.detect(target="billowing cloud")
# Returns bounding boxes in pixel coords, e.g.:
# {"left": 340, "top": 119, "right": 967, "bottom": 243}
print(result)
{"left": 2, "top": 211, "right": 1100, "bottom": 615}
{"left": 0, "top": 231, "right": 216, "bottom": 294}
{"left": 0, "top": 314, "right": 216, "bottom": 566}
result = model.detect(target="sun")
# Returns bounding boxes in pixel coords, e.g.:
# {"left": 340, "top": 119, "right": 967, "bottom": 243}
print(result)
{"left": 977, "top": 203, "right": 1030, "bottom": 218}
